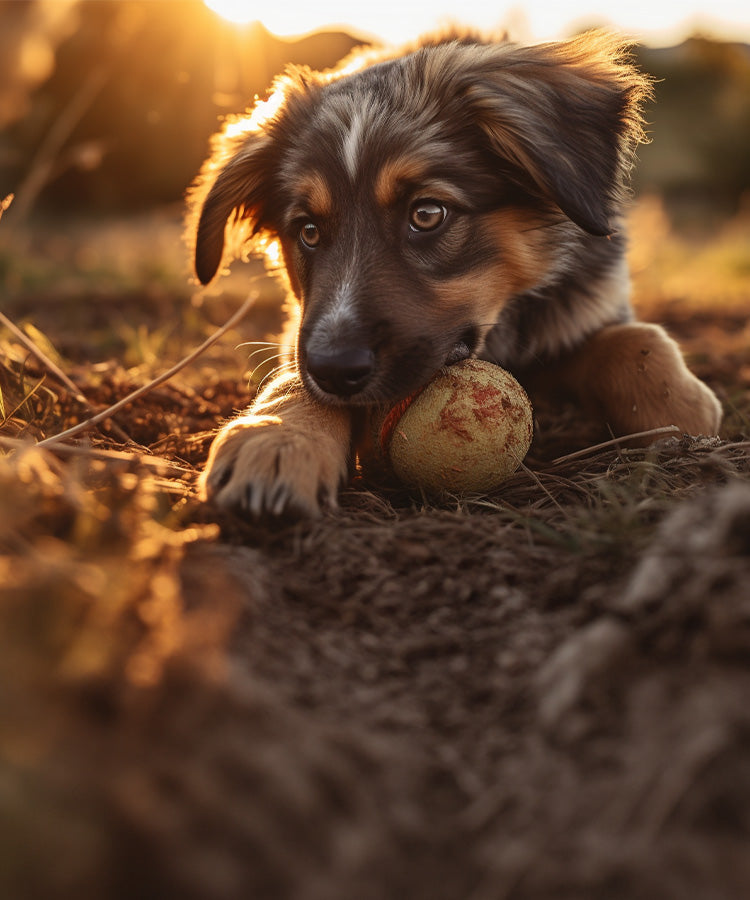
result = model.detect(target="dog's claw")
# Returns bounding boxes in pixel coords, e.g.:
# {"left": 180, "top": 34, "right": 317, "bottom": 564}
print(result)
{"left": 317, "top": 483, "right": 338, "bottom": 511}
{"left": 270, "top": 484, "right": 290, "bottom": 517}
{"left": 243, "top": 484, "right": 257, "bottom": 518}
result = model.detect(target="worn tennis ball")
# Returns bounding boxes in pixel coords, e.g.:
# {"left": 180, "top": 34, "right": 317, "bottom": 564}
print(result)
{"left": 379, "top": 359, "right": 533, "bottom": 493}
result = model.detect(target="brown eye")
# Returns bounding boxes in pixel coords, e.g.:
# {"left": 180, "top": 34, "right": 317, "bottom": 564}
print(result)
{"left": 409, "top": 200, "right": 447, "bottom": 232}
{"left": 300, "top": 222, "right": 320, "bottom": 248}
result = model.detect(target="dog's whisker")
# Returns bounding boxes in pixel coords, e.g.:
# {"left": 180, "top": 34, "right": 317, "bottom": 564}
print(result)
{"left": 237, "top": 341, "right": 285, "bottom": 362}
{"left": 250, "top": 349, "right": 286, "bottom": 365}
{"left": 252, "top": 359, "right": 291, "bottom": 387}
{"left": 236, "top": 340, "right": 283, "bottom": 351}
{"left": 246, "top": 348, "right": 287, "bottom": 368}
{"left": 255, "top": 361, "right": 297, "bottom": 396}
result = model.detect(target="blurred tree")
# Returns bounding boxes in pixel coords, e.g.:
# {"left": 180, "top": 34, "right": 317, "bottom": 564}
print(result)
{"left": 0, "top": 0, "right": 362, "bottom": 215}
{"left": 1, "top": 3, "right": 748, "bottom": 217}
{"left": 0, "top": 0, "right": 79, "bottom": 129}
{"left": 636, "top": 38, "right": 750, "bottom": 213}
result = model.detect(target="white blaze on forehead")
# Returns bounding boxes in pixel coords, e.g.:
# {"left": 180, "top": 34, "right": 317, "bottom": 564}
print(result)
{"left": 341, "top": 107, "right": 368, "bottom": 183}
{"left": 341, "top": 97, "right": 379, "bottom": 183}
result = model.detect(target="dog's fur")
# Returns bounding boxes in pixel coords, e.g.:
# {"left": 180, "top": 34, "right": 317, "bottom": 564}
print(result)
{"left": 188, "top": 30, "right": 722, "bottom": 516}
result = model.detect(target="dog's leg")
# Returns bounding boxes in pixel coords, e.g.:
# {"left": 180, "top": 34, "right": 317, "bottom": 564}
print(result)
{"left": 200, "top": 371, "right": 352, "bottom": 517}
{"left": 534, "top": 322, "right": 722, "bottom": 440}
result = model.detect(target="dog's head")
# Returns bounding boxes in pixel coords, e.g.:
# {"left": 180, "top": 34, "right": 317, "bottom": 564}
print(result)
{"left": 189, "top": 31, "right": 650, "bottom": 405}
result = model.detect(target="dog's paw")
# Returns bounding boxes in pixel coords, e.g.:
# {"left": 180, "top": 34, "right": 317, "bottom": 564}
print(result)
{"left": 199, "top": 414, "right": 349, "bottom": 517}
{"left": 672, "top": 372, "right": 723, "bottom": 437}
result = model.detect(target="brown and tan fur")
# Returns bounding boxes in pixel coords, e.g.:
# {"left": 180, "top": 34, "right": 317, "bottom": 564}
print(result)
{"left": 188, "top": 30, "right": 721, "bottom": 517}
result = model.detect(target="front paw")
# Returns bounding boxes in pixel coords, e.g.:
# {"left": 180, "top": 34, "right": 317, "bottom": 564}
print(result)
{"left": 199, "top": 414, "right": 349, "bottom": 517}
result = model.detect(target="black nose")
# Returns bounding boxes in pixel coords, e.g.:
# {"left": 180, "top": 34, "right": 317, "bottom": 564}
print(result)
{"left": 306, "top": 347, "right": 375, "bottom": 397}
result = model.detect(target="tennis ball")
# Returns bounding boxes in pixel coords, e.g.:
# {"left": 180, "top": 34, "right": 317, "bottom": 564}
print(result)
{"left": 379, "top": 359, "right": 533, "bottom": 493}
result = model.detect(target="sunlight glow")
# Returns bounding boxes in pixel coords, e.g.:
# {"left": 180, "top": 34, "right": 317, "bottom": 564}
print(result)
{"left": 221, "top": 85, "right": 286, "bottom": 139}
{"left": 264, "top": 239, "right": 282, "bottom": 267}
{"left": 245, "top": 87, "right": 287, "bottom": 130}
{"left": 204, "top": 0, "right": 256, "bottom": 25}
{"left": 204, "top": 0, "right": 750, "bottom": 47}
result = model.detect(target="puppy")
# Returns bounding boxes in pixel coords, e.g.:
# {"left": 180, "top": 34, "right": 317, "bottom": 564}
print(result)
{"left": 189, "top": 30, "right": 722, "bottom": 517}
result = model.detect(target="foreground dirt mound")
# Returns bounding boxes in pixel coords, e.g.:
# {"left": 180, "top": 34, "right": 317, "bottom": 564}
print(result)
{"left": 2, "top": 438, "right": 749, "bottom": 900}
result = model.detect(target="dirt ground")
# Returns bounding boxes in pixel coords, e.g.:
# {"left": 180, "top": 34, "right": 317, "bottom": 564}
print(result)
{"left": 1, "top": 208, "right": 750, "bottom": 899}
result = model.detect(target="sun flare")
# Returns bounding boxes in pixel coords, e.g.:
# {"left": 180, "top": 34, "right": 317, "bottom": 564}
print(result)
{"left": 202, "top": 0, "right": 750, "bottom": 46}
{"left": 203, "top": 0, "right": 256, "bottom": 26}
{"left": 202, "top": 0, "right": 352, "bottom": 37}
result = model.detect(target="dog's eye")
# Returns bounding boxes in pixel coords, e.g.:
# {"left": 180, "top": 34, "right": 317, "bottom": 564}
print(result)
{"left": 299, "top": 222, "right": 320, "bottom": 249}
{"left": 409, "top": 201, "right": 447, "bottom": 233}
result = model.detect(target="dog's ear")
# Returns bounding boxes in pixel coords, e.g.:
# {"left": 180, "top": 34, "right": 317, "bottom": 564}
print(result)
{"left": 188, "top": 132, "right": 275, "bottom": 286}
{"left": 463, "top": 32, "right": 652, "bottom": 235}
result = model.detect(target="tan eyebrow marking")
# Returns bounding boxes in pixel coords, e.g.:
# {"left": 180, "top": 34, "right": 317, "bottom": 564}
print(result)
{"left": 287, "top": 172, "right": 333, "bottom": 219}
{"left": 374, "top": 156, "right": 431, "bottom": 208}
{"left": 374, "top": 154, "right": 471, "bottom": 209}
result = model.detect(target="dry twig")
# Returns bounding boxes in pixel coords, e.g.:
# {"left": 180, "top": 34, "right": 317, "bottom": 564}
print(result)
{"left": 549, "top": 425, "right": 681, "bottom": 466}
{"left": 36, "top": 293, "right": 257, "bottom": 448}
{"left": 0, "top": 433, "right": 196, "bottom": 480}
{"left": 0, "top": 308, "right": 134, "bottom": 443}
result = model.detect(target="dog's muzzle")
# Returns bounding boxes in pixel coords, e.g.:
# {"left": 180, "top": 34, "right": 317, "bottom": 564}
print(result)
{"left": 305, "top": 333, "right": 475, "bottom": 400}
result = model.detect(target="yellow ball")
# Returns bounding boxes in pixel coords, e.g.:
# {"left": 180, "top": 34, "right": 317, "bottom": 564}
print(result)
{"left": 380, "top": 359, "right": 533, "bottom": 493}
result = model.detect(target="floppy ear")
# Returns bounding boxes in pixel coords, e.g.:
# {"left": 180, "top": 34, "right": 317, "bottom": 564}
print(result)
{"left": 188, "top": 132, "right": 274, "bottom": 286}
{"left": 464, "top": 32, "right": 652, "bottom": 235}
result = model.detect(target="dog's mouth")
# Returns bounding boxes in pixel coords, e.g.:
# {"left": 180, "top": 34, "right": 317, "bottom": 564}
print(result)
{"left": 302, "top": 327, "right": 479, "bottom": 406}
{"left": 443, "top": 339, "right": 473, "bottom": 367}
{"left": 442, "top": 324, "right": 480, "bottom": 368}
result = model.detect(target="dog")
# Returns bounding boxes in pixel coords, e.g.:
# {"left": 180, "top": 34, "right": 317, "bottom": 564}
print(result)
{"left": 188, "top": 30, "right": 722, "bottom": 517}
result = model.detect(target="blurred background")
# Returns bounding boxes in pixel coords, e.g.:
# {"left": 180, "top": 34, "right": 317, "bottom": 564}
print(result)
{"left": 0, "top": 0, "right": 748, "bottom": 374}
{"left": 2, "top": 0, "right": 749, "bottom": 218}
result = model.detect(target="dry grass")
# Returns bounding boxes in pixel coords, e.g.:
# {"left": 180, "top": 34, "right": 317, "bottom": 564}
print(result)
{"left": 1, "top": 196, "right": 748, "bottom": 638}
{"left": 1, "top": 198, "right": 750, "bottom": 899}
